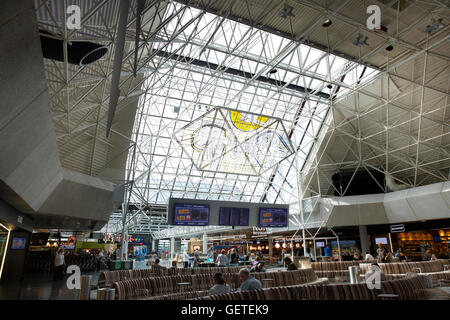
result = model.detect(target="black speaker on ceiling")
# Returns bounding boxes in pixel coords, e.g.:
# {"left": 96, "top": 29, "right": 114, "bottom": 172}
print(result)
{"left": 332, "top": 169, "right": 385, "bottom": 196}
{"left": 39, "top": 30, "right": 108, "bottom": 66}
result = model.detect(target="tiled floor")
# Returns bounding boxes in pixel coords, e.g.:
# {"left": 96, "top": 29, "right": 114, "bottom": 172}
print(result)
{"left": 0, "top": 271, "right": 101, "bottom": 300}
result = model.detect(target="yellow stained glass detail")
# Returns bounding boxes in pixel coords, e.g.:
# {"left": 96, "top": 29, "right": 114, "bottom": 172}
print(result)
{"left": 230, "top": 110, "right": 268, "bottom": 131}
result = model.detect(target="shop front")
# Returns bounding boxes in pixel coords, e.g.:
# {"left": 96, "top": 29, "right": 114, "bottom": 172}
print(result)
{"left": 368, "top": 218, "right": 450, "bottom": 261}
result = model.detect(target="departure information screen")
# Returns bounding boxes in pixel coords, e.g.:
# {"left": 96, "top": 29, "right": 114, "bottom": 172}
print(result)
{"left": 259, "top": 207, "right": 288, "bottom": 227}
{"left": 219, "top": 207, "right": 249, "bottom": 226}
{"left": 173, "top": 203, "right": 210, "bottom": 226}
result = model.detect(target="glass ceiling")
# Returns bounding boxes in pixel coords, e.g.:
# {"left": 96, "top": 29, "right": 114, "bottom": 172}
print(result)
{"left": 125, "top": 1, "right": 379, "bottom": 211}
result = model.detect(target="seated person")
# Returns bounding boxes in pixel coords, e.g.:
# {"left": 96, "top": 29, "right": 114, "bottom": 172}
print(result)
{"left": 364, "top": 251, "right": 374, "bottom": 261}
{"left": 383, "top": 252, "right": 392, "bottom": 263}
{"left": 154, "top": 258, "right": 160, "bottom": 266}
{"left": 250, "top": 256, "right": 261, "bottom": 268}
{"left": 284, "top": 257, "right": 297, "bottom": 270}
{"left": 237, "top": 268, "right": 262, "bottom": 291}
{"left": 251, "top": 263, "right": 265, "bottom": 273}
{"left": 353, "top": 252, "right": 363, "bottom": 261}
{"left": 209, "top": 273, "right": 230, "bottom": 295}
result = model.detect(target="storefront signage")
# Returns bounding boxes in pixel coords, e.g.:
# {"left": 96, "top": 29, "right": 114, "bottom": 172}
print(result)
{"left": 390, "top": 224, "right": 405, "bottom": 233}
{"left": 252, "top": 227, "right": 273, "bottom": 235}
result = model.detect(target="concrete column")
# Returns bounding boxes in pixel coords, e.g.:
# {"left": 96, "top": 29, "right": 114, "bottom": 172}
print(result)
{"left": 151, "top": 240, "right": 156, "bottom": 252}
{"left": 359, "top": 225, "right": 369, "bottom": 255}
{"left": 269, "top": 237, "right": 273, "bottom": 257}
{"left": 202, "top": 233, "right": 207, "bottom": 254}
{"left": 120, "top": 238, "right": 128, "bottom": 261}
{"left": 170, "top": 237, "right": 175, "bottom": 260}
{"left": 302, "top": 229, "right": 307, "bottom": 256}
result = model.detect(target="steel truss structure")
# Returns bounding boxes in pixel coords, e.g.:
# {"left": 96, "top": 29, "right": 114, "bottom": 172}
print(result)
{"left": 34, "top": 1, "right": 449, "bottom": 238}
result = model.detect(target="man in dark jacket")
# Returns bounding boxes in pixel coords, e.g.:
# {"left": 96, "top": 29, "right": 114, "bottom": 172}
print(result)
{"left": 284, "top": 257, "right": 297, "bottom": 270}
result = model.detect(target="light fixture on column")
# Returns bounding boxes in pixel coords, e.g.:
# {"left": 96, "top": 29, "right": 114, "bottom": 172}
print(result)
{"left": 322, "top": 19, "right": 332, "bottom": 27}
{"left": 275, "top": 242, "right": 280, "bottom": 249}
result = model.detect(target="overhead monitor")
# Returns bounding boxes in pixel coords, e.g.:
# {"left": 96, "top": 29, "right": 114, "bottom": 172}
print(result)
{"left": 173, "top": 203, "right": 210, "bottom": 226}
{"left": 10, "top": 237, "right": 27, "bottom": 250}
{"left": 219, "top": 207, "right": 249, "bottom": 226}
{"left": 259, "top": 207, "right": 288, "bottom": 227}
{"left": 315, "top": 241, "right": 325, "bottom": 248}
{"left": 375, "top": 237, "right": 388, "bottom": 245}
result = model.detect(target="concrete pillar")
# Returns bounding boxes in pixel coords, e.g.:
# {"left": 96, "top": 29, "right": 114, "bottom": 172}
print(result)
{"left": 269, "top": 237, "right": 273, "bottom": 257}
{"left": 151, "top": 240, "right": 156, "bottom": 252}
{"left": 302, "top": 229, "right": 307, "bottom": 256}
{"left": 170, "top": 237, "right": 175, "bottom": 260}
{"left": 359, "top": 225, "right": 369, "bottom": 255}
{"left": 202, "top": 233, "right": 207, "bottom": 254}
{"left": 120, "top": 238, "right": 128, "bottom": 261}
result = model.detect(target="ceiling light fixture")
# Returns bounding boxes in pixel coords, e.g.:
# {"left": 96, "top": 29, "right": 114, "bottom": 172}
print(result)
{"left": 322, "top": 19, "right": 332, "bottom": 27}
{"left": 280, "top": 4, "right": 295, "bottom": 19}
{"left": 353, "top": 35, "right": 369, "bottom": 47}
{"left": 425, "top": 18, "right": 445, "bottom": 35}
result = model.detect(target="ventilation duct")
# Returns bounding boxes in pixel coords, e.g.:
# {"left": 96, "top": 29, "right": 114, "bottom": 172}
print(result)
{"left": 331, "top": 169, "right": 385, "bottom": 196}
{"left": 39, "top": 30, "right": 108, "bottom": 66}
{"left": 385, "top": 173, "right": 408, "bottom": 191}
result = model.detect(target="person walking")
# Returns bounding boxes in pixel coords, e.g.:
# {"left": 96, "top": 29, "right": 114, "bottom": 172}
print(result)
{"left": 376, "top": 243, "right": 387, "bottom": 262}
{"left": 53, "top": 247, "right": 66, "bottom": 281}
{"left": 182, "top": 250, "right": 190, "bottom": 268}
{"left": 216, "top": 250, "right": 228, "bottom": 267}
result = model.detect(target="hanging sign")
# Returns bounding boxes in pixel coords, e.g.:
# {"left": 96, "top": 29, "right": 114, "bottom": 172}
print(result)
{"left": 390, "top": 224, "right": 405, "bottom": 233}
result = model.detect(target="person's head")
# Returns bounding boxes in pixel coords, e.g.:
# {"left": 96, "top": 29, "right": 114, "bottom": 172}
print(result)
{"left": 57, "top": 247, "right": 64, "bottom": 254}
{"left": 377, "top": 243, "right": 383, "bottom": 248}
{"left": 221, "top": 250, "right": 225, "bottom": 255}
{"left": 284, "top": 257, "right": 292, "bottom": 265}
{"left": 213, "top": 272, "right": 225, "bottom": 285}
{"left": 172, "top": 260, "right": 177, "bottom": 267}
{"left": 366, "top": 251, "right": 370, "bottom": 255}
{"left": 155, "top": 258, "right": 160, "bottom": 265}
{"left": 255, "top": 256, "right": 260, "bottom": 261}
{"left": 256, "top": 263, "right": 263, "bottom": 271}
{"left": 239, "top": 268, "right": 250, "bottom": 282}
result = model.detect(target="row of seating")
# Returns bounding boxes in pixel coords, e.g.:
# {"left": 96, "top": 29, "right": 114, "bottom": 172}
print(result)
{"left": 310, "top": 260, "right": 376, "bottom": 278}
{"left": 196, "top": 275, "right": 428, "bottom": 300}
{"left": 99, "top": 265, "right": 244, "bottom": 287}
{"left": 359, "top": 259, "right": 450, "bottom": 286}
{"left": 143, "top": 278, "right": 330, "bottom": 301}
{"left": 359, "top": 259, "right": 449, "bottom": 274}
{"left": 112, "top": 269, "right": 319, "bottom": 300}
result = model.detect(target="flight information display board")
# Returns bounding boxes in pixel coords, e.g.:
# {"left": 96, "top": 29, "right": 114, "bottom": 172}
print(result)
{"left": 219, "top": 207, "right": 250, "bottom": 226}
{"left": 173, "top": 203, "right": 210, "bottom": 226}
{"left": 259, "top": 207, "right": 288, "bottom": 227}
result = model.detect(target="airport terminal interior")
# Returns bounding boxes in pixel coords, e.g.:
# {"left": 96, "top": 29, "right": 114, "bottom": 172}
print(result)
{"left": 0, "top": 0, "right": 450, "bottom": 303}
